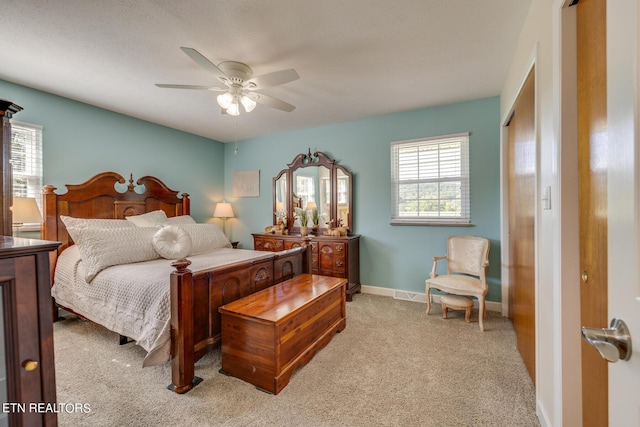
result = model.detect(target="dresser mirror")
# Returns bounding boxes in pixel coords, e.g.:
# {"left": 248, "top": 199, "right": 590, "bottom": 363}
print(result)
{"left": 272, "top": 150, "right": 353, "bottom": 232}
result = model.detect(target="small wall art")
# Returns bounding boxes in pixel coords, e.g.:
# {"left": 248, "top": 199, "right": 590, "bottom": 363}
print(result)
{"left": 232, "top": 170, "right": 260, "bottom": 197}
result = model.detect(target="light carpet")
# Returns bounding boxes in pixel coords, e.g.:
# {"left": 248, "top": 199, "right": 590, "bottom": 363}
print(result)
{"left": 53, "top": 293, "right": 539, "bottom": 427}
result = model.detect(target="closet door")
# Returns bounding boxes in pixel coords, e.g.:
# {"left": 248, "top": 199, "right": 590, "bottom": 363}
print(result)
{"left": 507, "top": 67, "right": 536, "bottom": 384}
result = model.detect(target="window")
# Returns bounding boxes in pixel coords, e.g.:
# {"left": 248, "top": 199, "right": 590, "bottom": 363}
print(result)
{"left": 391, "top": 132, "right": 470, "bottom": 225}
{"left": 11, "top": 120, "right": 43, "bottom": 200}
{"left": 295, "top": 175, "right": 315, "bottom": 209}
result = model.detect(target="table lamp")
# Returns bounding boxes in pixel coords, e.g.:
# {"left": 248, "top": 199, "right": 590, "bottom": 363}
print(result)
{"left": 11, "top": 197, "right": 43, "bottom": 236}
{"left": 214, "top": 201, "right": 235, "bottom": 239}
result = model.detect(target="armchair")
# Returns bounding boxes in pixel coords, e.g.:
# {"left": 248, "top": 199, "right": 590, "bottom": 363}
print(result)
{"left": 425, "top": 235, "right": 490, "bottom": 331}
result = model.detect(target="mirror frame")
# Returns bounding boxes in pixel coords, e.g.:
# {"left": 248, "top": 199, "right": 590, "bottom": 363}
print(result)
{"left": 272, "top": 150, "right": 353, "bottom": 233}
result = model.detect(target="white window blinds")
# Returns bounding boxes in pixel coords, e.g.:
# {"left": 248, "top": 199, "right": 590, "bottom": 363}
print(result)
{"left": 10, "top": 121, "right": 43, "bottom": 200}
{"left": 390, "top": 133, "right": 470, "bottom": 225}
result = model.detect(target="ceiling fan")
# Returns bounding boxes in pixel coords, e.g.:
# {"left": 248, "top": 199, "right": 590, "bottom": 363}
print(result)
{"left": 155, "top": 47, "right": 299, "bottom": 116}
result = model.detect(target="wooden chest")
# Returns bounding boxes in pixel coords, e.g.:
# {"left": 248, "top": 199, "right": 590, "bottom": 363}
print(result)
{"left": 219, "top": 274, "right": 347, "bottom": 394}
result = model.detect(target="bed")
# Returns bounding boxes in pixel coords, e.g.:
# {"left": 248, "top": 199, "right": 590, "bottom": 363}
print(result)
{"left": 42, "top": 172, "right": 311, "bottom": 393}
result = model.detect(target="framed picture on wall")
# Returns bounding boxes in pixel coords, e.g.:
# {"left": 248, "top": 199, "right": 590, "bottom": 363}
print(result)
{"left": 232, "top": 170, "right": 260, "bottom": 197}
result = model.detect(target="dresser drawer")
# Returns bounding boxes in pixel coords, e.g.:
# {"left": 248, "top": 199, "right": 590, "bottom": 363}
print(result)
{"left": 333, "top": 256, "right": 346, "bottom": 273}
{"left": 284, "top": 240, "right": 303, "bottom": 250}
{"left": 254, "top": 237, "right": 284, "bottom": 252}
{"left": 332, "top": 242, "right": 346, "bottom": 254}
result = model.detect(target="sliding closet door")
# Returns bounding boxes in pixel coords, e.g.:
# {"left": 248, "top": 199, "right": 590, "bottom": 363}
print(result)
{"left": 507, "top": 67, "right": 536, "bottom": 384}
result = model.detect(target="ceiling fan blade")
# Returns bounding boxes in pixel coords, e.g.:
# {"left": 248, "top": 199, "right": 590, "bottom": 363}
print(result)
{"left": 155, "top": 84, "right": 226, "bottom": 91}
{"left": 180, "top": 47, "right": 228, "bottom": 81}
{"left": 254, "top": 93, "right": 296, "bottom": 112}
{"left": 247, "top": 69, "right": 299, "bottom": 89}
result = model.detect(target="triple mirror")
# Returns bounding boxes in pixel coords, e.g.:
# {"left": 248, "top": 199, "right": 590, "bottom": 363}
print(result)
{"left": 273, "top": 150, "right": 353, "bottom": 232}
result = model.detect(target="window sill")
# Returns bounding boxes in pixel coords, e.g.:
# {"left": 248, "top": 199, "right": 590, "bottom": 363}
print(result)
{"left": 390, "top": 220, "right": 472, "bottom": 227}
{"left": 13, "top": 224, "right": 41, "bottom": 232}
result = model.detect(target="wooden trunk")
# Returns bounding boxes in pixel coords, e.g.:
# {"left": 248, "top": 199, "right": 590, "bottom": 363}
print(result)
{"left": 219, "top": 274, "right": 346, "bottom": 394}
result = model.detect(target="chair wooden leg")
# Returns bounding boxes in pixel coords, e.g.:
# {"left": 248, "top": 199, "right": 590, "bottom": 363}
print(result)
{"left": 426, "top": 287, "right": 432, "bottom": 316}
{"left": 478, "top": 296, "right": 485, "bottom": 331}
{"left": 442, "top": 304, "right": 448, "bottom": 319}
{"left": 464, "top": 307, "right": 471, "bottom": 323}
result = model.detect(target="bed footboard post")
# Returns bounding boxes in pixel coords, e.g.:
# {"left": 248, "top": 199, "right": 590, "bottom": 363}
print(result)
{"left": 302, "top": 237, "right": 313, "bottom": 274}
{"left": 169, "top": 258, "right": 201, "bottom": 393}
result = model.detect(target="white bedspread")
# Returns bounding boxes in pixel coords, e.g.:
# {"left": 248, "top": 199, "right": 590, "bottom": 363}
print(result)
{"left": 52, "top": 245, "right": 273, "bottom": 366}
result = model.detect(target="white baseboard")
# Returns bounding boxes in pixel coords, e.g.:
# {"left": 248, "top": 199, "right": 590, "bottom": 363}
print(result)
{"left": 360, "top": 284, "right": 503, "bottom": 314}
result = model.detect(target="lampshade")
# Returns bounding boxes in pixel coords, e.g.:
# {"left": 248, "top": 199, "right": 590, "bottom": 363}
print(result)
{"left": 275, "top": 202, "right": 285, "bottom": 211}
{"left": 11, "top": 197, "right": 43, "bottom": 225}
{"left": 217, "top": 92, "right": 233, "bottom": 109}
{"left": 226, "top": 102, "right": 240, "bottom": 116}
{"left": 213, "top": 202, "right": 234, "bottom": 219}
{"left": 240, "top": 95, "right": 256, "bottom": 113}
{"left": 306, "top": 201, "right": 317, "bottom": 210}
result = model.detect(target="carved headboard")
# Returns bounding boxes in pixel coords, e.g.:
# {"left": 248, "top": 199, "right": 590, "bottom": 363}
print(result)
{"left": 42, "top": 172, "right": 190, "bottom": 255}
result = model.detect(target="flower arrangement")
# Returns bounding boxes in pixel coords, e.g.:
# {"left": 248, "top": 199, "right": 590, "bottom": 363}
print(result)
{"left": 295, "top": 208, "right": 308, "bottom": 227}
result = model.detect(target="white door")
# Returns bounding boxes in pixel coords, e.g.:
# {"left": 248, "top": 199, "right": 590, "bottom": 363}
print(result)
{"left": 606, "top": 0, "right": 640, "bottom": 425}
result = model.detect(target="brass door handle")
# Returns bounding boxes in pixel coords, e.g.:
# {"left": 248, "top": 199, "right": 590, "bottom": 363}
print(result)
{"left": 22, "top": 360, "right": 38, "bottom": 371}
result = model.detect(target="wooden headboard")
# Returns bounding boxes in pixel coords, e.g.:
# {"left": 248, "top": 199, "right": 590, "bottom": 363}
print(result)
{"left": 42, "top": 172, "right": 190, "bottom": 255}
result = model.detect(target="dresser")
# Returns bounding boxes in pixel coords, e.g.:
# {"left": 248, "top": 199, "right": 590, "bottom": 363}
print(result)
{"left": 0, "top": 236, "right": 60, "bottom": 427}
{"left": 252, "top": 233, "right": 360, "bottom": 301}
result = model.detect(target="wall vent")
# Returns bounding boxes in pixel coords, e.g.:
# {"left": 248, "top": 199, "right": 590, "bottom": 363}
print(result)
{"left": 393, "top": 291, "right": 427, "bottom": 303}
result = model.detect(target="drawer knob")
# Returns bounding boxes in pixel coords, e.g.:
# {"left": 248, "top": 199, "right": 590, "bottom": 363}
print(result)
{"left": 22, "top": 360, "right": 38, "bottom": 372}
{"left": 336, "top": 261, "right": 344, "bottom": 267}
{"left": 336, "top": 246, "right": 343, "bottom": 252}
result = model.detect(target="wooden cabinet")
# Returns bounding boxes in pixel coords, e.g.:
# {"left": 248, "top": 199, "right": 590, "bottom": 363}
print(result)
{"left": 253, "top": 233, "right": 360, "bottom": 301}
{"left": 0, "top": 236, "right": 60, "bottom": 427}
{"left": 1, "top": 100, "right": 24, "bottom": 236}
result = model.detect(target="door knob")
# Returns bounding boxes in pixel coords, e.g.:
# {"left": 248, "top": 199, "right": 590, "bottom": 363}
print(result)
{"left": 581, "top": 318, "right": 632, "bottom": 363}
{"left": 21, "top": 360, "right": 38, "bottom": 371}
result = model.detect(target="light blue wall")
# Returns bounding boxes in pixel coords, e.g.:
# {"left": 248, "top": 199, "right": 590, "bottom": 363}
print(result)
{"left": 0, "top": 80, "right": 225, "bottom": 222}
{"left": 1, "top": 80, "right": 501, "bottom": 300}
{"left": 224, "top": 97, "right": 502, "bottom": 301}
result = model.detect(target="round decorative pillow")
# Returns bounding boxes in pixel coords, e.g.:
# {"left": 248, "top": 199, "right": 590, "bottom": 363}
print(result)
{"left": 152, "top": 225, "right": 193, "bottom": 259}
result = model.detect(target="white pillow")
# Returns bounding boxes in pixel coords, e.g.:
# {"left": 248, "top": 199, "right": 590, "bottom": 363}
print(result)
{"left": 152, "top": 226, "right": 193, "bottom": 259}
{"left": 166, "top": 215, "right": 197, "bottom": 225}
{"left": 69, "top": 226, "right": 160, "bottom": 282}
{"left": 61, "top": 215, "right": 133, "bottom": 231}
{"left": 177, "top": 223, "right": 231, "bottom": 255}
{"left": 125, "top": 210, "right": 168, "bottom": 227}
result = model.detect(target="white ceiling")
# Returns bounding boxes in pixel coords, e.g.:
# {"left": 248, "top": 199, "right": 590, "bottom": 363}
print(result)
{"left": 0, "top": 0, "right": 531, "bottom": 143}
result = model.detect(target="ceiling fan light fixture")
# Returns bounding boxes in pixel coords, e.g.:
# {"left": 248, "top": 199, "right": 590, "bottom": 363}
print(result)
{"left": 240, "top": 95, "right": 257, "bottom": 113}
{"left": 226, "top": 102, "right": 240, "bottom": 116}
{"left": 217, "top": 92, "right": 234, "bottom": 109}
{"left": 157, "top": 48, "right": 298, "bottom": 115}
